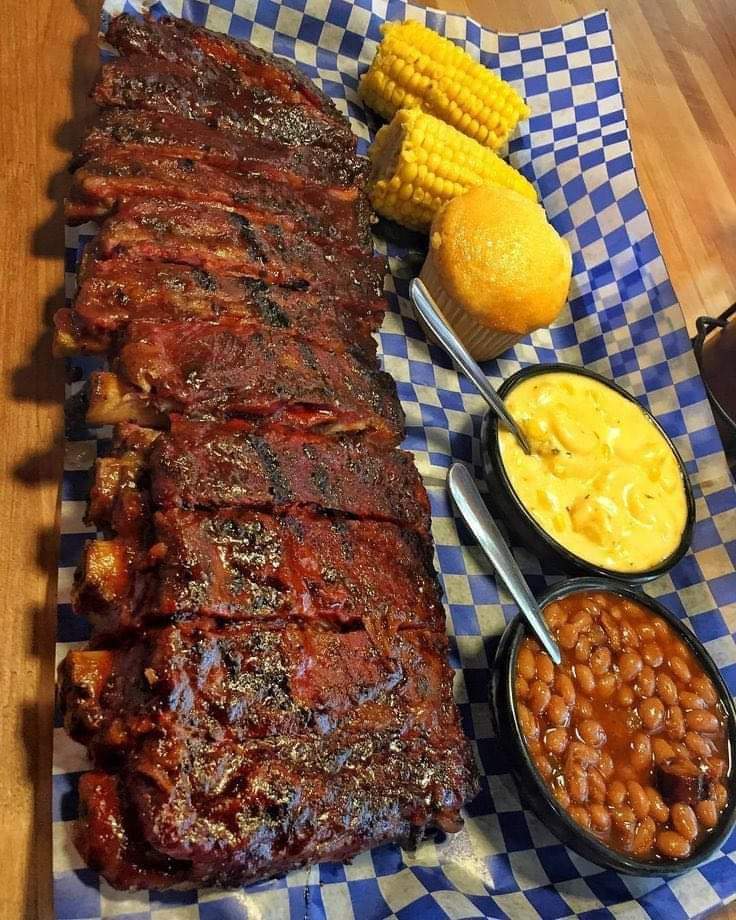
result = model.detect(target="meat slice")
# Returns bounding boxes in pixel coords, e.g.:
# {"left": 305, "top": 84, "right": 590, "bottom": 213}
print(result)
{"left": 56, "top": 250, "right": 383, "bottom": 355}
{"left": 63, "top": 621, "right": 476, "bottom": 888}
{"left": 73, "top": 110, "right": 366, "bottom": 188}
{"left": 55, "top": 261, "right": 378, "bottom": 360}
{"left": 60, "top": 621, "right": 459, "bottom": 755}
{"left": 93, "top": 55, "right": 354, "bottom": 154}
{"left": 72, "top": 507, "right": 445, "bottom": 635}
{"left": 86, "top": 320, "right": 403, "bottom": 444}
{"left": 88, "top": 420, "right": 430, "bottom": 537}
{"left": 106, "top": 15, "right": 340, "bottom": 125}
{"left": 96, "top": 199, "right": 384, "bottom": 297}
{"left": 66, "top": 151, "right": 373, "bottom": 249}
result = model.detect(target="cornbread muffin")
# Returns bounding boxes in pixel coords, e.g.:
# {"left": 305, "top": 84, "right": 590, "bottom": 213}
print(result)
{"left": 419, "top": 185, "right": 572, "bottom": 360}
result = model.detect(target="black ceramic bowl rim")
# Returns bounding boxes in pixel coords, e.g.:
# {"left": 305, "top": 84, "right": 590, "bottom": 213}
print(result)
{"left": 493, "top": 576, "right": 736, "bottom": 877}
{"left": 481, "top": 363, "right": 696, "bottom": 583}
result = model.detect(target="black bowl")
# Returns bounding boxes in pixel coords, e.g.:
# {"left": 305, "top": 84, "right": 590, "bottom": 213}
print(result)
{"left": 491, "top": 576, "right": 736, "bottom": 876}
{"left": 481, "top": 363, "right": 695, "bottom": 583}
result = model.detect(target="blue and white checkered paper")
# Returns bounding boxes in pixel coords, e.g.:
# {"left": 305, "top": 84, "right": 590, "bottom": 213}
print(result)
{"left": 53, "top": 1, "right": 736, "bottom": 917}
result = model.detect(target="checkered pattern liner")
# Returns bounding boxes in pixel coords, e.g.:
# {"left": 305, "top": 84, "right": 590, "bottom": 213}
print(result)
{"left": 53, "top": 1, "right": 736, "bottom": 917}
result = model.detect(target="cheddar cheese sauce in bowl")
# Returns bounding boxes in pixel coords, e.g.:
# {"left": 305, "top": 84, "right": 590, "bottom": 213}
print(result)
{"left": 481, "top": 364, "right": 694, "bottom": 581}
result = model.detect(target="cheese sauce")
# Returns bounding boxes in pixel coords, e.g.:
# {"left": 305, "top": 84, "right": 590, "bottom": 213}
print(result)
{"left": 498, "top": 372, "right": 688, "bottom": 572}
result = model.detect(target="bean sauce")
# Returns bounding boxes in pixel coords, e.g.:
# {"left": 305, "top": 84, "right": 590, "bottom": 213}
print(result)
{"left": 514, "top": 591, "right": 730, "bottom": 860}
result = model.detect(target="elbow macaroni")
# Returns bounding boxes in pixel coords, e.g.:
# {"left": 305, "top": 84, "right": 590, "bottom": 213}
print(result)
{"left": 498, "top": 373, "right": 688, "bottom": 572}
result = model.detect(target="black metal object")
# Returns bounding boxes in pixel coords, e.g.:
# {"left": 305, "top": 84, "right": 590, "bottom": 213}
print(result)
{"left": 692, "top": 303, "right": 736, "bottom": 469}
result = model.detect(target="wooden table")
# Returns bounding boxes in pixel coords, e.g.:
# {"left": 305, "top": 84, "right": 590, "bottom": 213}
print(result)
{"left": 1, "top": 1, "right": 733, "bottom": 917}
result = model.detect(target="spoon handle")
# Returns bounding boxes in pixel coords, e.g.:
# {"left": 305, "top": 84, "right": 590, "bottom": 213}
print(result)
{"left": 448, "top": 462, "right": 561, "bottom": 665}
{"left": 410, "top": 278, "right": 531, "bottom": 453}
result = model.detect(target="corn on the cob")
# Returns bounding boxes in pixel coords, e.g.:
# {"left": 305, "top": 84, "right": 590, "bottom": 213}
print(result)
{"left": 367, "top": 108, "right": 536, "bottom": 231}
{"left": 360, "top": 20, "right": 530, "bottom": 151}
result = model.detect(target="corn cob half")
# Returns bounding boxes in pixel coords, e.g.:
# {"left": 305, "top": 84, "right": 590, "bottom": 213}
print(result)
{"left": 367, "top": 108, "right": 536, "bottom": 231}
{"left": 360, "top": 20, "right": 530, "bottom": 151}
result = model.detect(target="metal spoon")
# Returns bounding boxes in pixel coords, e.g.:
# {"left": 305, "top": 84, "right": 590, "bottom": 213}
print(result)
{"left": 448, "top": 461, "right": 561, "bottom": 664}
{"left": 410, "top": 277, "right": 531, "bottom": 454}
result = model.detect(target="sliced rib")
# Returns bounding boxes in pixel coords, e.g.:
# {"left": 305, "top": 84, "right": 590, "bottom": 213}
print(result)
{"left": 86, "top": 320, "right": 403, "bottom": 443}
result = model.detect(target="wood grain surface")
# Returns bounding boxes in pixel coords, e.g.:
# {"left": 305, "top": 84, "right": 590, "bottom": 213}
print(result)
{"left": 0, "top": 1, "right": 733, "bottom": 917}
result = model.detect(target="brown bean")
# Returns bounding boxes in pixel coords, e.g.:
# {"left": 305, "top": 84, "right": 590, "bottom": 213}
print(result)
{"left": 646, "top": 787, "right": 669, "bottom": 824}
{"left": 558, "top": 623, "right": 579, "bottom": 650}
{"left": 545, "top": 602, "right": 567, "bottom": 630}
{"left": 555, "top": 672, "right": 576, "bottom": 706}
{"left": 608, "top": 603, "right": 624, "bottom": 621}
{"left": 656, "top": 673, "right": 678, "bottom": 707}
{"left": 617, "top": 764, "right": 637, "bottom": 782}
{"left": 652, "top": 738, "right": 676, "bottom": 764}
{"left": 575, "top": 638, "right": 593, "bottom": 663}
{"left": 685, "top": 709, "right": 720, "bottom": 733}
{"left": 708, "top": 756, "right": 726, "bottom": 781}
{"left": 596, "top": 673, "right": 617, "bottom": 699}
{"left": 588, "top": 625, "right": 606, "bottom": 645}
{"left": 544, "top": 728, "right": 569, "bottom": 756}
{"left": 517, "top": 703, "right": 538, "bottom": 741}
{"left": 684, "top": 731, "right": 713, "bottom": 759}
{"left": 570, "top": 610, "right": 592, "bottom": 632}
{"left": 612, "top": 806, "right": 637, "bottom": 836}
{"left": 575, "top": 697, "right": 594, "bottom": 720}
{"left": 535, "top": 755, "right": 553, "bottom": 780}
{"left": 665, "top": 705, "right": 686, "bottom": 740}
{"left": 618, "top": 651, "right": 643, "bottom": 683}
{"left": 671, "top": 803, "right": 698, "bottom": 841}
{"left": 515, "top": 676, "right": 530, "bottom": 701}
{"left": 517, "top": 645, "right": 537, "bottom": 681}
{"left": 711, "top": 782, "right": 728, "bottom": 810}
{"left": 547, "top": 695, "right": 570, "bottom": 728}
{"left": 598, "top": 752, "right": 614, "bottom": 780}
{"left": 632, "top": 817, "right": 656, "bottom": 856}
{"left": 635, "top": 665, "right": 656, "bottom": 699}
{"left": 607, "top": 780, "right": 627, "bottom": 808}
{"left": 536, "top": 652, "right": 555, "bottom": 685}
{"left": 630, "top": 732, "right": 652, "bottom": 771}
{"left": 696, "top": 799, "right": 718, "bottom": 829}
{"left": 627, "top": 781, "right": 650, "bottom": 820}
{"left": 566, "top": 741, "right": 600, "bottom": 768}
{"left": 670, "top": 656, "right": 692, "bottom": 683}
{"left": 641, "top": 642, "right": 663, "bottom": 668}
{"left": 588, "top": 768, "right": 607, "bottom": 804}
{"left": 590, "top": 803, "right": 611, "bottom": 832}
{"left": 690, "top": 675, "right": 718, "bottom": 706}
{"left": 529, "top": 680, "right": 552, "bottom": 716}
{"left": 639, "top": 697, "right": 665, "bottom": 731}
{"left": 590, "top": 647, "right": 612, "bottom": 676}
{"left": 638, "top": 622, "right": 656, "bottom": 642}
{"left": 578, "top": 719, "right": 607, "bottom": 748}
{"left": 679, "top": 691, "right": 706, "bottom": 711}
{"left": 568, "top": 804, "right": 591, "bottom": 828}
{"left": 575, "top": 664, "right": 596, "bottom": 695}
{"left": 553, "top": 785, "right": 571, "bottom": 809}
{"left": 621, "top": 623, "right": 639, "bottom": 647}
{"left": 656, "top": 830, "right": 691, "bottom": 859}
{"left": 652, "top": 617, "right": 668, "bottom": 638}
{"left": 566, "top": 763, "right": 589, "bottom": 803}
{"left": 616, "top": 684, "right": 635, "bottom": 707}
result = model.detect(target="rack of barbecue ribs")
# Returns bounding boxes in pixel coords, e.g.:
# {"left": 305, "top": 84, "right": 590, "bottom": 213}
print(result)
{"left": 56, "top": 13, "right": 478, "bottom": 890}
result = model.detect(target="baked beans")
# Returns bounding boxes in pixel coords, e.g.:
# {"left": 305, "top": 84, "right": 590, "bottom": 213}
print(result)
{"left": 515, "top": 591, "right": 730, "bottom": 860}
